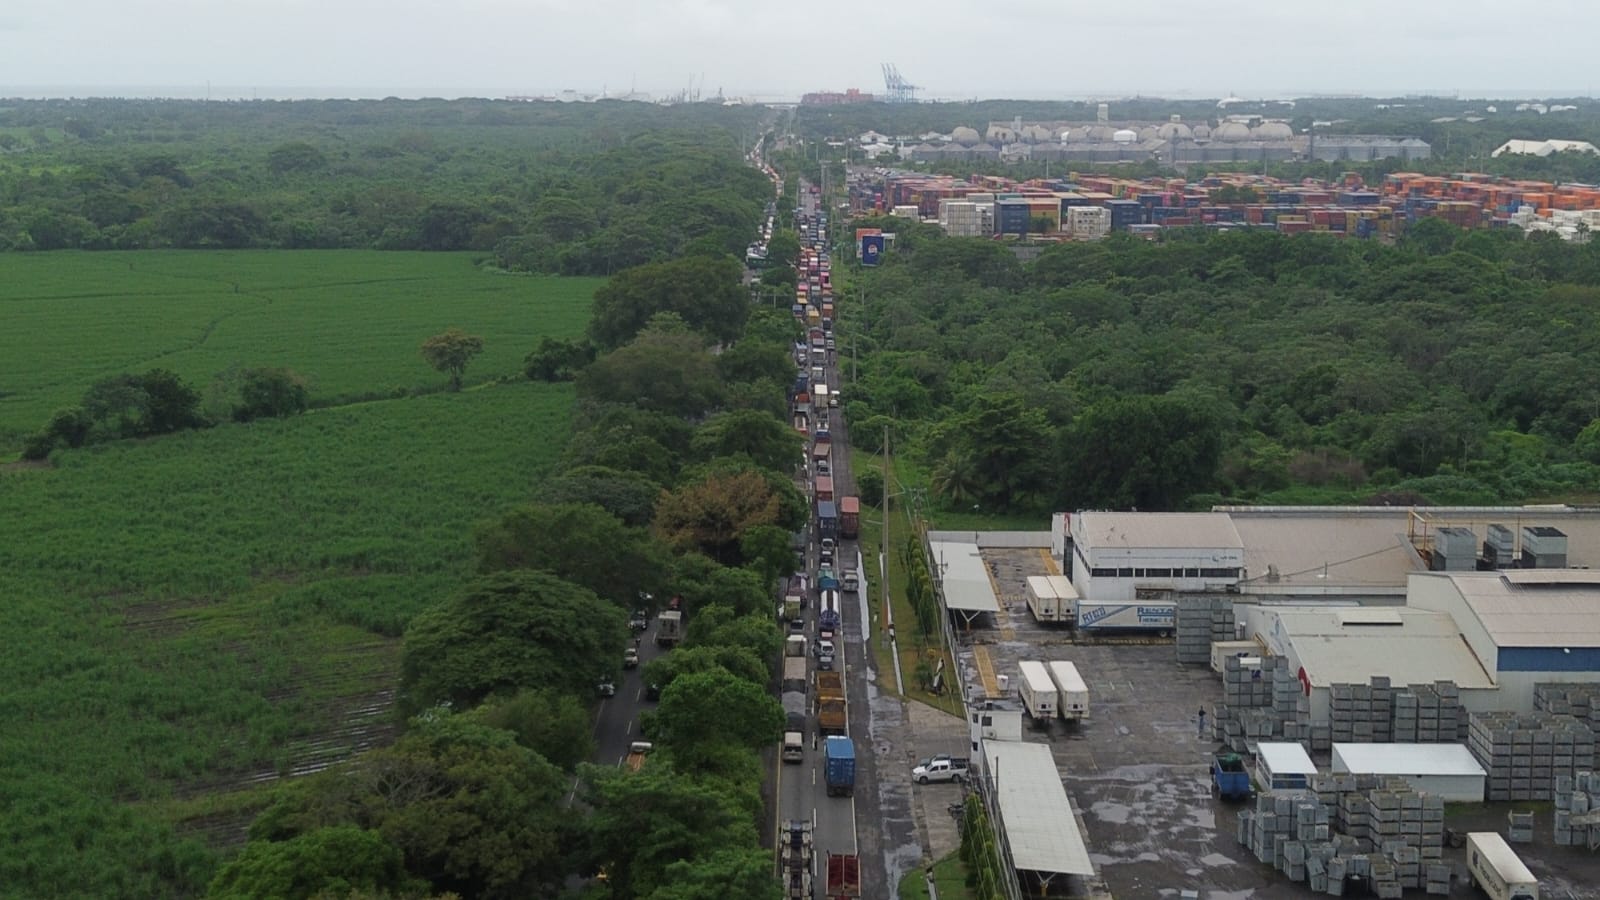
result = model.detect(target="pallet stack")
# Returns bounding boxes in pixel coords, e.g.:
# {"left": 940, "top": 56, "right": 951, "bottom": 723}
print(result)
{"left": 1507, "top": 810, "right": 1535, "bottom": 843}
{"left": 1331, "top": 678, "right": 1464, "bottom": 744}
{"left": 1174, "top": 594, "right": 1234, "bottom": 665}
{"left": 1468, "top": 711, "right": 1597, "bottom": 801}
{"left": 1240, "top": 778, "right": 1449, "bottom": 895}
{"left": 1535, "top": 683, "right": 1600, "bottom": 730}
{"left": 1554, "top": 771, "right": 1600, "bottom": 849}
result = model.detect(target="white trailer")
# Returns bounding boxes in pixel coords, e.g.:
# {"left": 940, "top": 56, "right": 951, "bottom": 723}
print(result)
{"left": 1025, "top": 576, "right": 1060, "bottom": 624}
{"left": 1016, "top": 660, "right": 1057, "bottom": 722}
{"left": 1046, "top": 574, "right": 1078, "bottom": 625}
{"left": 1046, "top": 660, "right": 1089, "bottom": 721}
{"left": 1076, "top": 600, "right": 1175, "bottom": 633}
{"left": 1465, "top": 832, "right": 1538, "bottom": 900}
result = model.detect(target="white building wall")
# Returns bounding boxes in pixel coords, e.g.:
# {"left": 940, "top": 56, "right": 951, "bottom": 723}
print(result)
{"left": 1069, "top": 543, "right": 1243, "bottom": 603}
{"left": 1494, "top": 670, "right": 1600, "bottom": 713}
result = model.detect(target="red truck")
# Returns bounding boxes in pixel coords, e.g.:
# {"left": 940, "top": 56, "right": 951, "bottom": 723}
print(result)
{"left": 840, "top": 496, "right": 859, "bottom": 539}
{"left": 824, "top": 852, "right": 860, "bottom": 899}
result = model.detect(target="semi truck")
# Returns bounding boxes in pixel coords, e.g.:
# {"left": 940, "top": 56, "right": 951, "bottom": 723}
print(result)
{"left": 785, "top": 634, "right": 807, "bottom": 658}
{"left": 817, "top": 501, "right": 839, "bottom": 540}
{"left": 782, "top": 657, "right": 808, "bottom": 693}
{"left": 779, "top": 820, "right": 813, "bottom": 899}
{"left": 654, "top": 610, "right": 682, "bottom": 647}
{"left": 824, "top": 852, "right": 861, "bottom": 899}
{"left": 1077, "top": 600, "right": 1176, "bottom": 634}
{"left": 624, "top": 741, "right": 652, "bottom": 773}
{"left": 814, "top": 475, "right": 834, "bottom": 503}
{"left": 813, "top": 384, "right": 829, "bottom": 415}
{"left": 782, "top": 707, "right": 806, "bottom": 764}
{"left": 839, "top": 496, "right": 859, "bottom": 539}
{"left": 823, "top": 736, "right": 856, "bottom": 797}
{"left": 1046, "top": 660, "right": 1090, "bottom": 721}
{"left": 1017, "top": 660, "right": 1058, "bottom": 723}
{"left": 816, "top": 671, "right": 847, "bottom": 736}
{"left": 819, "top": 590, "right": 840, "bottom": 639}
{"left": 1465, "top": 832, "right": 1538, "bottom": 900}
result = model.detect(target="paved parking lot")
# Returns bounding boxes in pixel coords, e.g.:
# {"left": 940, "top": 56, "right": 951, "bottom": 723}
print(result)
{"left": 948, "top": 542, "right": 1600, "bottom": 898}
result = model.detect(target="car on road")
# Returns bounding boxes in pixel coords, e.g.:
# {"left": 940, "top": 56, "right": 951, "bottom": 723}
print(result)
{"left": 788, "top": 617, "right": 806, "bottom": 635}
{"left": 629, "top": 610, "right": 649, "bottom": 630}
{"left": 597, "top": 676, "right": 616, "bottom": 698}
{"left": 816, "top": 459, "right": 831, "bottom": 476}
{"left": 623, "top": 647, "right": 640, "bottom": 669}
{"left": 644, "top": 681, "right": 661, "bottom": 701}
{"left": 815, "top": 639, "right": 836, "bottom": 670}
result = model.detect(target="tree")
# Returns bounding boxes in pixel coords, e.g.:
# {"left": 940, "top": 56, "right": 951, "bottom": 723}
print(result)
{"left": 947, "top": 393, "right": 1053, "bottom": 509}
{"left": 715, "top": 339, "right": 795, "bottom": 388}
{"left": 249, "top": 715, "right": 570, "bottom": 899}
{"left": 207, "top": 826, "right": 412, "bottom": 900}
{"left": 653, "top": 468, "right": 783, "bottom": 563}
{"left": 524, "top": 336, "right": 595, "bottom": 382}
{"left": 650, "top": 668, "right": 784, "bottom": 762}
{"left": 649, "top": 848, "right": 784, "bottom": 900}
{"left": 690, "top": 409, "right": 802, "bottom": 473}
{"left": 641, "top": 644, "right": 768, "bottom": 695}
{"left": 580, "top": 765, "right": 756, "bottom": 898}
{"left": 577, "top": 329, "right": 724, "bottom": 418}
{"left": 544, "top": 465, "right": 663, "bottom": 528}
{"left": 468, "top": 688, "right": 594, "bottom": 771}
{"left": 588, "top": 256, "right": 749, "bottom": 349}
{"left": 400, "top": 571, "right": 627, "bottom": 712}
{"left": 266, "top": 141, "right": 328, "bottom": 175}
{"left": 233, "top": 367, "right": 310, "bottom": 422}
{"left": 1061, "top": 395, "right": 1224, "bottom": 510}
{"left": 739, "top": 525, "right": 796, "bottom": 593}
{"left": 668, "top": 557, "right": 771, "bottom": 618}
{"left": 419, "top": 328, "right": 485, "bottom": 391}
{"left": 474, "top": 502, "right": 670, "bottom": 603}
{"left": 682, "top": 605, "right": 783, "bottom": 668}
{"left": 765, "top": 231, "right": 801, "bottom": 268}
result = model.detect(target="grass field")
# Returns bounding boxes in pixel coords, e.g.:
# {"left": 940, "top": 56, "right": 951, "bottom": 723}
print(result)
{"left": 897, "top": 852, "right": 974, "bottom": 900}
{"left": 0, "top": 252, "right": 589, "bottom": 896}
{"left": 0, "top": 250, "right": 599, "bottom": 447}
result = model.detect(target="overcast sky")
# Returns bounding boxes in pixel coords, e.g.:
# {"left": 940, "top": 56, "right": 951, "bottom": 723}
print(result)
{"left": 4, "top": 0, "right": 1598, "bottom": 101}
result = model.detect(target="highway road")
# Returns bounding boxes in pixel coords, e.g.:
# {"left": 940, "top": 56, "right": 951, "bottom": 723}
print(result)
{"left": 584, "top": 615, "right": 667, "bottom": 788}
{"left": 771, "top": 180, "right": 886, "bottom": 899}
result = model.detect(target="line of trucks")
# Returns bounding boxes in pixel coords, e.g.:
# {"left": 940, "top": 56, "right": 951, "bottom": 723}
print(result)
{"left": 1024, "top": 573, "right": 1178, "bottom": 633}
{"left": 1016, "top": 659, "right": 1091, "bottom": 725}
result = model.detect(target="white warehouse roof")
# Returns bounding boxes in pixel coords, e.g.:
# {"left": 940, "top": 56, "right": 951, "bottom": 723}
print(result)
{"left": 1257, "top": 742, "right": 1316, "bottom": 777}
{"left": 1074, "top": 512, "right": 1242, "bottom": 550}
{"left": 1413, "top": 570, "right": 1600, "bottom": 648}
{"left": 1228, "top": 509, "right": 1422, "bottom": 592}
{"left": 929, "top": 540, "right": 1000, "bottom": 613}
{"left": 982, "top": 741, "right": 1094, "bottom": 875}
{"left": 1259, "top": 607, "right": 1496, "bottom": 690}
{"left": 1332, "top": 742, "right": 1486, "bottom": 778}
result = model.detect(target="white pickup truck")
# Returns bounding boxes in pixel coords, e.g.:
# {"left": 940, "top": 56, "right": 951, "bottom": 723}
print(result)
{"left": 912, "top": 754, "right": 970, "bottom": 785}
{"left": 842, "top": 567, "right": 859, "bottom": 593}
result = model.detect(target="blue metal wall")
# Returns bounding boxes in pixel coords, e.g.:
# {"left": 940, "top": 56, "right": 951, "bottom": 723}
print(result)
{"left": 1498, "top": 646, "right": 1600, "bottom": 672}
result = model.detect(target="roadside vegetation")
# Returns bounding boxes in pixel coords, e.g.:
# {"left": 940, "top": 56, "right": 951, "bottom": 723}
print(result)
{"left": 0, "top": 99, "right": 789, "bottom": 898}
{"left": 842, "top": 215, "right": 1600, "bottom": 517}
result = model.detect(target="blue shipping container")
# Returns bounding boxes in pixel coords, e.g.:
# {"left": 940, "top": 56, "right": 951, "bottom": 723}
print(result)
{"left": 824, "top": 737, "right": 856, "bottom": 796}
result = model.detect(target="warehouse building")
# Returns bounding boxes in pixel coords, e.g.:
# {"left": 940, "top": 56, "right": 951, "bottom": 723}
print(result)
{"left": 1408, "top": 569, "right": 1600, "bottom": 710}
{"left": 1233, "top": 604, "right": 1501, "bottom": 720}
{"left": 1066, "top": 512, "right": 1245, "bottom": 604}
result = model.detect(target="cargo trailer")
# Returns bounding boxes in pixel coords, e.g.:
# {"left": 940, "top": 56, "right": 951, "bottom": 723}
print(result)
{"left": 1016, "top": 660, "right": 1057, "bottom": 723}
{"left": 1076, "top": 600, "right": 1175, "bottom": 633}
{"left": 1046, "top": 660, "right": 1089, "bottom": 720}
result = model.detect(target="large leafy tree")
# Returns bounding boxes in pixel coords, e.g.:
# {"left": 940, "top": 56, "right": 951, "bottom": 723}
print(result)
{"left": 588, "top": 255, "right": 749, "bottom": 349}
{"left": 580, "top": 766, "right": 757, "bottom": 899}
{"left": 419, "top": 327, "right": 485, "bottom": 391}
{"left": 577, "top": 327, "right": 725, "bottom": 419}
{"left": 641, "top": 644, "right": 769, "bottom": 695}
{"left": 543, "top": 465, "right": 664, "bottom": 528}
{"left": 690, "top": 408, "right": 802, "bottom": 473}
{"left": 1061, "top": 394, "right": 1224, "bottom": 510}
{"left": 400, "top": 570, "right": 627, "bottom": 712}
{"left": 649, "top": 848, "right": 784, "bottom": 900}
{"left": 207, "top": 826, "right": 413, "bottom": 900}
{"left": 649, "top": 669, "right": 784, "bottom": 764}
{"left": 247, "top": 716, "right": 570, "bottom": 900}
{"left": 467, "top": 688, "right": 595, "bottom": 772}
{"left": 682, "top": 605, "right": 784, "bottom": 669}
{"left": 474, "top": 502, "right": 670, "bottom": 603}
{"left": 653, "top": 467, "right": 784, "bottom": 563}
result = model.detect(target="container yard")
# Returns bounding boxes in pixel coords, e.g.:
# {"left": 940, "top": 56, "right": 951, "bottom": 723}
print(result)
{"left": 850, "top": 166, "right": 1600, "bottom": 242}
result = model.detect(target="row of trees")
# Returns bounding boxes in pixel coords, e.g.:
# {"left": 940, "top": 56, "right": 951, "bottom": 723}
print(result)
{"left": 215, "top": 153, "right": 806, "bottom": 898}
{"left": 842, "top": 215, "right": 1600, "bottom": 513}
{"left": 0, "top": 100, "right": 770, "bottom": 270}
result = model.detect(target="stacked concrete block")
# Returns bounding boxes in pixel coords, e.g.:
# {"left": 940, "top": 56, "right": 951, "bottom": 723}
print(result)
{"left": 1536, "top": 683, "right": 1600, "bottom": 730}
{"left": 1425, "top": 862, "right": 1452, "bottom": 894}
{"left": 1401, "top": 681, "right": 1462, "bottom": 743}
{"left": 1246, "top": 776, "right": 1446, "bottom": 893}
{"left": 1174, "top": 594, "right": 1235, "bottom": 665}
{"left": 1469, "top": 710, "right": 1597, "bottom": 801}
{"left": 1554, "top": 770, "right": 1600, "bottom": 848}
{"left": 1507, "top": 810, "right": 1535, "bottom": 843}
{"left": 1223, "top": 654, "right": 1271, "bottom": 707}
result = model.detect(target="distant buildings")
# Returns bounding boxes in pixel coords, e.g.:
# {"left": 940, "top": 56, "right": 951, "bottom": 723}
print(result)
{"left": 801, "top": 88, "right": 874, "bottom": 106}
{"left": 1492, "top": 139, "right": 1600, "bottom": 158}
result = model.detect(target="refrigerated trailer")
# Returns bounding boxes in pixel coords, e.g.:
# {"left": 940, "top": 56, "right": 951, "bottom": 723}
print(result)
{"left": 1016, "top": 660, "right": 1057, "bottom": 723}
{"left": 1046, "top": 660, "right": 1089, "bottom": 721}
{"left": 1076, "top": 600, "right": 1175, "bottom": 633}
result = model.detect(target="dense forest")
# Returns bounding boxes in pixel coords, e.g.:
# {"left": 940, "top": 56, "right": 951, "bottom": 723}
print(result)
{"left": 0, "top": 98, "right": 771, "bottom": 273}
{"left": 841, "top": 216, "right": 1600, "bottom": 514}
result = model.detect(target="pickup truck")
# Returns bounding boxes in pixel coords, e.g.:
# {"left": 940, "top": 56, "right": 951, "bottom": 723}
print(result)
{"left": 912, "top": 755, "right": 970, "bottom": 785}
{"left": 842, "top": 567, "right": 859, "bottom": 593}
{"left": 815, "top": 639, "right": 837, "bottom": 670}
{"left": 622, "top": 647, "right": 640, "bottom": 669}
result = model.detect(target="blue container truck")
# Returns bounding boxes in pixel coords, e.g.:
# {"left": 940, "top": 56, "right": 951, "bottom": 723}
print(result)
{"left": 817, "top": 500, "right": 839, "bottom": 540}
{"left": 824, "top": 736, "right": 856, "bottom": 797}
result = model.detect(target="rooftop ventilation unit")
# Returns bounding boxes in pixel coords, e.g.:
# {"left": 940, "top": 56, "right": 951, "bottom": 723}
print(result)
{"left": 1521, "top": 526, "right": 1568, "bottom": 569}
{"left": 1484, "top": 523, "right": 1516, "bottom": 568}
{"left": 1433, "top": 526, "right": 1477, "bottom": 571}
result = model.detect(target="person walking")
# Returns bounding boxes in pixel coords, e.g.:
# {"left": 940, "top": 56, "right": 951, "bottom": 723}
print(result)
{"left": 1197, "top": 707, "right": 1208, "bottom": 739}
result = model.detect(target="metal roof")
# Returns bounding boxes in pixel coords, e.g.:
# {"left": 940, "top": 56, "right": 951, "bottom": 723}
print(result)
{"left": 930, "top": 540, "right": 1000, "bottom": 613}
{"left": 1265, "top": 607, "right": 1496, "bottom": 690}
{"left": 1257, "top": 742, "right": 1317, "bottom": 777}
{"left": 1332, "top": 742, "right": 1486, "bottom": 777}
{"left": 982, "top": 741, "right": 1094, "bottom": 875}
{"left": 1228, "top": 510, "right": 1421, "bottom": 592}
{"left": 1421, "top": 571, "right": 1600, "bottom": 648}
{"left": 1075, "top": 512, "right": 1242, "bottom": 550}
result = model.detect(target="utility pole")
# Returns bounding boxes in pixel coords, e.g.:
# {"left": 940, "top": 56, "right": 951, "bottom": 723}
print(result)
{"left": 880, "top": 424, "right": 891, "bottom": 645}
